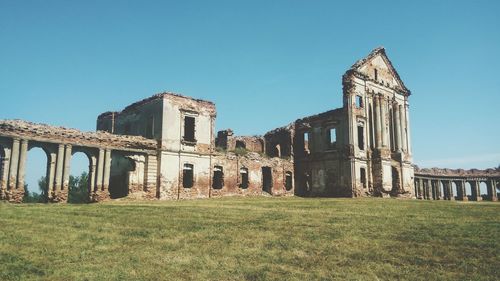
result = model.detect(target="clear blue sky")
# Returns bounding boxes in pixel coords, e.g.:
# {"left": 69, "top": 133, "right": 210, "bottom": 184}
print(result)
{"left": 1, "top": 0, "right": 499, "bottom": 192}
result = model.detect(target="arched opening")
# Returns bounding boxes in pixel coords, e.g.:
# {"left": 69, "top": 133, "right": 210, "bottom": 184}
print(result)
{"left": 274, "top": 144, "right": 281, "bottom": 158}
{"left": 479, "top": 182, "right": 488, "bottom": 200}
{"left": 109, "top": 153, "right": 135, "bottom": 199}
{"left": 285, "top": 171, "right": 293, "bottom": 191}
{"left": 262, "top": 166, "right": 272, "bottom": 194}
{"left": 438, "top": 181, "right": 444, "bottom": 200}
{"left": 451, "top": 182, "right": 458, "bottom": 199}
{"left": 254, "top": 139, "right": 264, "bottom": 153}
{"left": 68, "top": 151, "right": 91, "bottom": 203}
{"left": 235, "top": 140, "right": 246, "bottom": 150}
{"left": 212, "top": 166, "right": 224, "bottom": 189}
{"left": 24, "top": 146, "right": 50, "bottom": 203}
{"left": 465, "top": 182, "right": 473, "bottom": 200}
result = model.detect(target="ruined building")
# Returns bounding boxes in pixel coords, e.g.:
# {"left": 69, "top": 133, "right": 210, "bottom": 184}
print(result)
{"left": 0, "top": 47, "right": 498, "bottom": 203}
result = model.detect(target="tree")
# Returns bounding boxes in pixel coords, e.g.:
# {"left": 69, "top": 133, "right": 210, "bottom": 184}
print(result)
{"left": 68, "top": 171, "right": 89, "bottom": 203}
{"left": 22, "top": 183, "right": 44, "bottom": 203}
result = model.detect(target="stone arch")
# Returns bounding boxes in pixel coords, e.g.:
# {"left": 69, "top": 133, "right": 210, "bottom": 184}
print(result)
{"left": 438, "top": 180, "right": 444, "bottom": 200}
{"left": 479, "top": 181, "right": 488, "bottom": 199}
{"left": 451, "top": 181, "right": 458, "bottom": 198}
{"left": 68, "top": 147, "right": 96, "bottom": 203}
{"left": 109, "top": 152, "right": 136, "bottom": 199}
{"left": 25, "top": 142, "right": 55, "bottom": 202}
{"left": 464, "top": 181, "right": 473, "bottom": 199}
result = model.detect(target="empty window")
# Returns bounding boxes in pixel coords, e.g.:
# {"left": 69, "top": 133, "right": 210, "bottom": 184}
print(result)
{"left": 285, "top": 171, "right": 293, "bottom": 191}
{"left": 273, "top": 144, "right": 281, "bottom": 158}
{"left": 239, "top": 168, "right": 249, "bottom": 189}
{"left": 183, "top": 116, "right": 196, "bottom": 142}
{"left": 374, "top": 69, "right": 378, "bottom": 81}
{"left": 183, "top": 164, "right": 194, "bottom": 188}
{"left": 304, "top": 132, "right": 310, "bottom": 152}
{"left": 327, "top": 128, "right": 337, "bottom": 148}
{"left": 357, "top": 125, "right": 364, "bottom": 150}
{"left": 262, "top": 167, "right": 272, "bottom": 193}
{"left": 360, "top": 168, "right": 367, "bottom": 189}
{"left": 212, "top": 166, "right": 224, "bottom": 189}
{"left": 235, "top": 140, "right": 246, "bottom": 149}
{"left": 355, "top": 95, "right": 363, "bottom": 108}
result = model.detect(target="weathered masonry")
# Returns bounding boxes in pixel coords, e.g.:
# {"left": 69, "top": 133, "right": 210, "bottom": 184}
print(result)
{"left": 0, "top": 93, "right": 293, "bottom": 203}
{"left": 414, "top": 167, "right": 499, "bottom": 202}
{"left": 1, "top": 47, "right": 498, "bottom": 203}
{"left": 265, "top": 47, "right": 415, "bottom": 198}
{"left": 0, "top": 120, "right": 157, "bottom": 202}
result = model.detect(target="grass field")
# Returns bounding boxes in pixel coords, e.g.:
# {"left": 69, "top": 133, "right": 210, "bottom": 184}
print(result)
{"left": 0, "top": 197, "right": 499, "bottom": 281}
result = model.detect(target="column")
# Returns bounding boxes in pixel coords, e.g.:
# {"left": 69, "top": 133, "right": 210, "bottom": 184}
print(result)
{"left": 16, "top": 139, "right": 28, "bottom": 190}
{"left": 414, "top": 179, "right": 419, "bottom": 198}
{"left": 486, "top": 179, "right": 497, "bottom": 201}
{"left": 441, "top": 181, "right": 448, "bottom": 200}
{"left": 427, "top": 179, "right": 433, "bottom": 200}
{"left": 46, "top": 152, "right": 56, "bottom": 200}
{"left": 102, "top": 149, "right": 111, "bottom": 191}
{"left": 0, "top": 150, "right": 10, "bottom": 199}
{"left": 54, "top": 144, "right": 65, "bottom": 195}
{"left": 62, "top": 144, "right": 72, "bottom": 191}
{"left": 431, "top": 180, "right": 437, "bottom": 200}
{"left": 458, "top": 180, "right": 467, "bottom": 201}
{"left": 380, "top": 97, "right": 387, "bottom": 147}
{"left": 405, "top": 103, "right": 412, "bottom": 154}
{"left": 437, "top": 181, "right": 443, "bottom": 200}
{"left": 95, "top": 149, "right": 104, "bottom": 192}
{"left": 375, "top": 96, "right": 382, "bottom": 149}
{"left": 8, "top": 139, "right": 20, "bottom": 191}
{"left": 88, "top": 157, "right": 96, "bottom": 195}
{"left": 448, "top": 180, "right": 455, "bottom": 200}
{"left": 399, "top": 105, "right": 407, "bottom": 152}
{"left": 393, "top": 103, "right": 402, "bottom": 152}
{"left": 471, "top": 181, "right": 481, "bottom": 201}
{"left": 418, "top": 178, "right": 424, "bottom": 199}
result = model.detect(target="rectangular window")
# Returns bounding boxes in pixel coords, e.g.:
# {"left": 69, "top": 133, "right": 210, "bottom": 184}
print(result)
{"left": 327, "top": 128, "right": 336, "bottom": 148}
{"left": 239, "top": 168, "right": 249, "bottom": 189}
{"left": 183, "top": 164, "right": 194, "bottom": 188}
{"left": 355, "top": 95, "right": 363, "bottom": 108}
{"left": 212, "top": 166, "right": 224, "bottom": 189}
{"left": 374, "top": 69, "right": 378, "bottom": 81}
{"left": 183, "top": 116, "right": 196, "bottom": 142}
{"left": 357, "top": 125, "right": 364, "bottom": 150}
{"left": 262, "top": 167, "right": 272, "bottom": 193}
{"left": 360, "top": 168, "right": 366, "bottom": 189}
{"left": 304, "top": 132, "right": 310, "bottom": 152}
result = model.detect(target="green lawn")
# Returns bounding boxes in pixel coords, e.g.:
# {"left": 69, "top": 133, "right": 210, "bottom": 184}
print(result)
{"left": 0, "top": 197, "right": 498, "bottom": 281}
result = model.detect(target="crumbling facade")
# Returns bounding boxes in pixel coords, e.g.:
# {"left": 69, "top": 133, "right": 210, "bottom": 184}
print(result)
{"left": 1, "top": 47, "right": 497, "bottom": 203}
{"left": 414, "top": 167, "right": 499, "bottom": 201}
{"left": 266, "top": 47, "right": 415, "bottom": 198}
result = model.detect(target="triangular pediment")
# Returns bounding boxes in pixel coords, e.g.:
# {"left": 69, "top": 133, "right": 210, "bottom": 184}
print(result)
{"left": 349, "top": 47, "right": 410, "bottom": 94}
